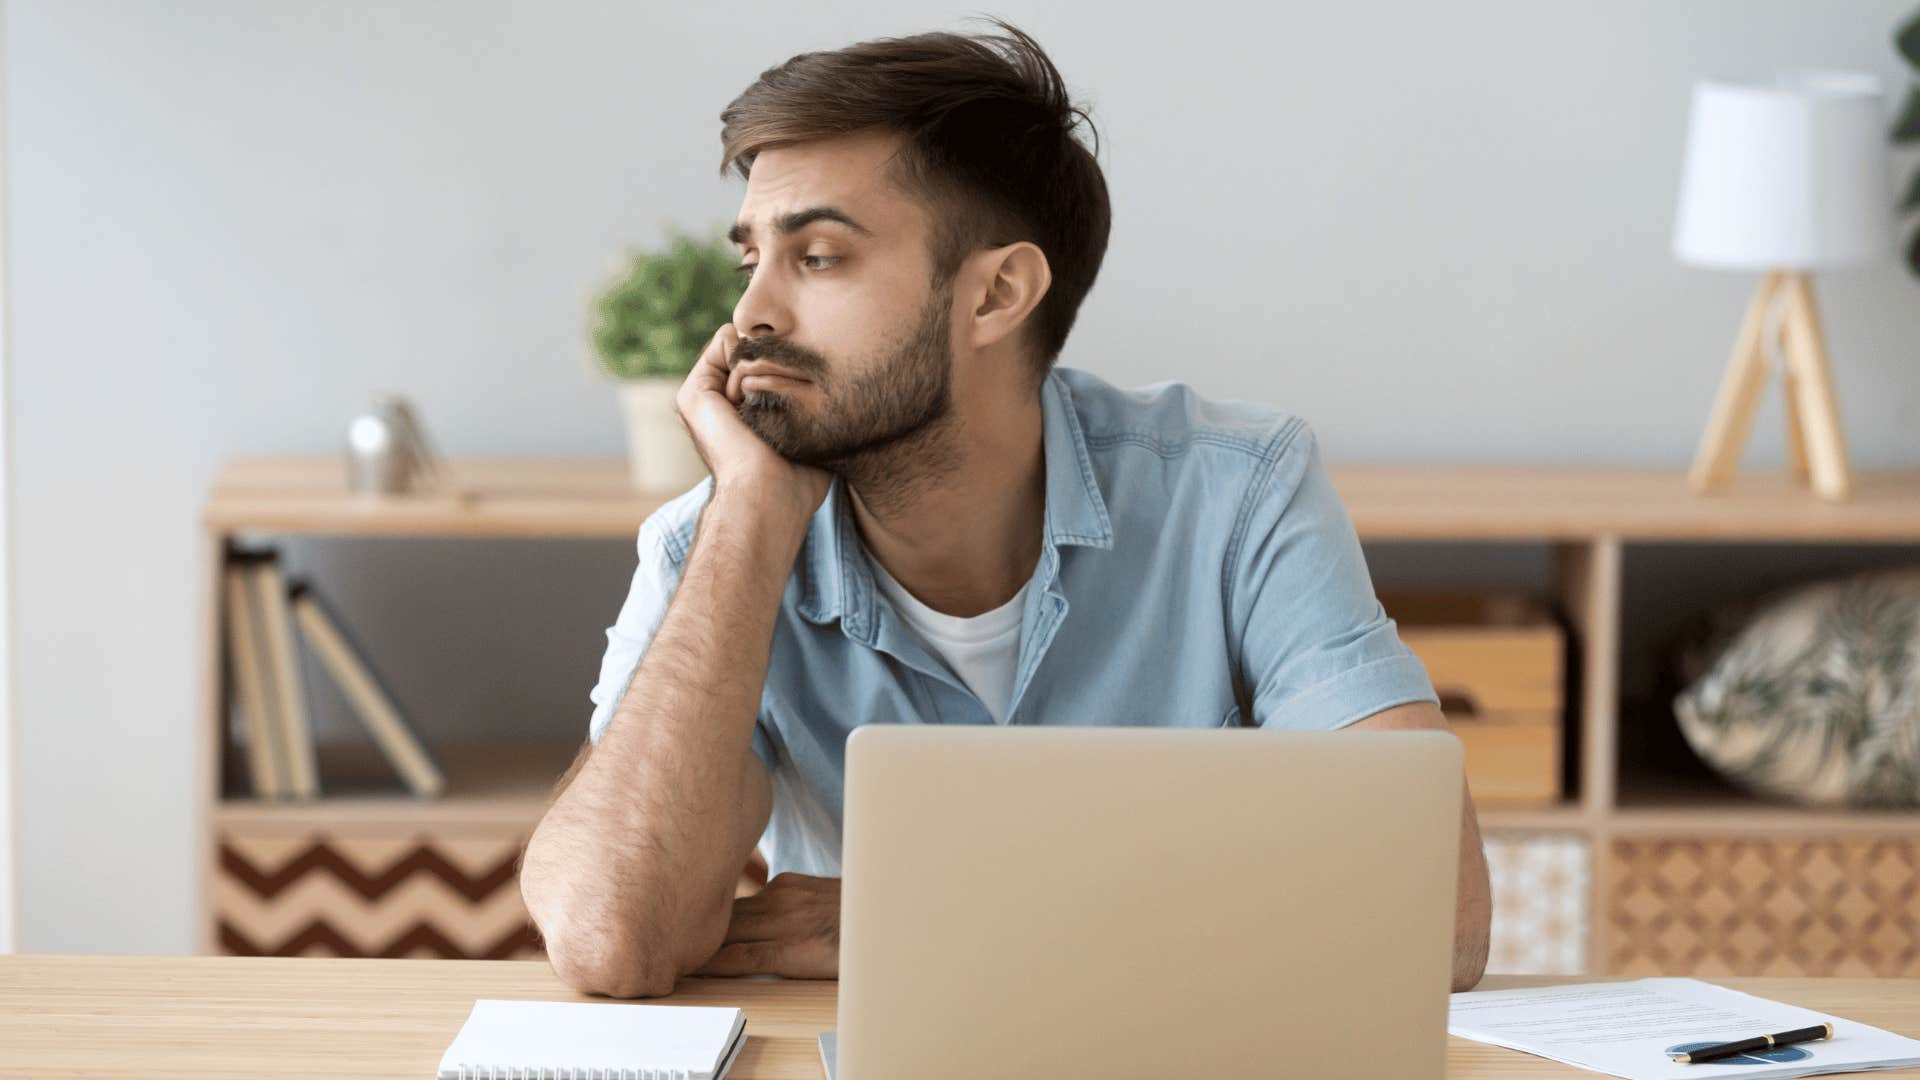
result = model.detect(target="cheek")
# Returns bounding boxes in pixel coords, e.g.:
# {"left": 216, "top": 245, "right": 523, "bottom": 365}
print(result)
{"left": 813, "top": 279, "right": 898, "bottom": 337}
{"left": 809, "top": 295, "right": 911, "bottom": 367}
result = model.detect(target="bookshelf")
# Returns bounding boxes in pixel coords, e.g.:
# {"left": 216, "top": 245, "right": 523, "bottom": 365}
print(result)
{"left": 213, "top": 740, "right": 580, "bottom": 831}
{"left": 197, "top": 458, "right": 1920, "bottom": 971}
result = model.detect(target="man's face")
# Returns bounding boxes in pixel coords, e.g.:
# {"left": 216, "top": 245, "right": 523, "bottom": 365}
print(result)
{"left": 726, "top": 130, "right": 957, "bottom": 469}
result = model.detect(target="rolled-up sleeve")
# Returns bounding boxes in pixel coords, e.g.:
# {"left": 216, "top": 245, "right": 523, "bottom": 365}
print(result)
{"left": 586, "top": 515, "right": 777, "bottom": 768}
{"left": 1226, "top": 421, "right": 1438, "bottom": 731}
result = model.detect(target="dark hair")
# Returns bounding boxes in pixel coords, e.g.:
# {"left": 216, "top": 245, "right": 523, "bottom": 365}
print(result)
{"left": 719, "top": 16, "right": 1111, "bottom": 379}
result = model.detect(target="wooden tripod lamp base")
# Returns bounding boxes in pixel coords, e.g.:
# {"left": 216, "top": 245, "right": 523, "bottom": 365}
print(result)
{"left": 1687, "top": 270, "right": 1854, "bottom": 502}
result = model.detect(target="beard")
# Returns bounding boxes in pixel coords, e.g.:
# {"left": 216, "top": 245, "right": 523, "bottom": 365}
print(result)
{"left": 734, "top": 285, "right": 957, "bottom": 476}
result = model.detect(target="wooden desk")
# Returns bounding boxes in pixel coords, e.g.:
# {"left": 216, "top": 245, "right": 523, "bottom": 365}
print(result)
{"left": 6, "top": 957, "right": 1920, "bottom": 1078}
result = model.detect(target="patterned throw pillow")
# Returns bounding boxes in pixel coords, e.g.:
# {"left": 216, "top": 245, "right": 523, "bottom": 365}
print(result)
{"left": 1672, "top": 566, "right": 1920, "bottom": 809}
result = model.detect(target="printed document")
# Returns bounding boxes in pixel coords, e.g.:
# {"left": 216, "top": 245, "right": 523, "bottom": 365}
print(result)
{"left": 1448, "top": 978, "right": 1920, "bottom": 1080}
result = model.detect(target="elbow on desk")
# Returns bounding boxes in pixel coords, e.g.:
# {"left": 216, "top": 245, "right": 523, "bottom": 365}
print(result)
{"left": 541, "top": 924, "right": 681, "bottom": 999}
{"left": 1450, "top": 902, "right": 1492, "bottom": 992}
{"left": 527, "top": 889, "right": 684, "bottom": 999}
{"left": 520, "top": 844, "right": 684, "bottom": 999}
{"left": 1451, "top": 952, "right": 1489, "bottom": 993}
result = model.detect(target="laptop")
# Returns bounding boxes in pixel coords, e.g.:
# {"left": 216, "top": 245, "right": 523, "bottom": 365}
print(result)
{"left": 825, "top": 724, "right": 1464, "bottom": 1080}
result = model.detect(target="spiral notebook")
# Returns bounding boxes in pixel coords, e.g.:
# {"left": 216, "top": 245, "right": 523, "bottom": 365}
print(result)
{"left": 435, "top": 999, "right": 747, "bottom": 1080}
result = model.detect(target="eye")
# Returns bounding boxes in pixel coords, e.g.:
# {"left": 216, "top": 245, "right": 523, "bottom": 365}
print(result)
{"left": 734, "top": 255, "right": 840, "bottom": 280}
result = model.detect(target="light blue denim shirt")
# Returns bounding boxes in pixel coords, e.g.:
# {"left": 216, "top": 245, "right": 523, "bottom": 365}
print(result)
{"left": 587, "top": 366, "right": 1438, "bottom": 878}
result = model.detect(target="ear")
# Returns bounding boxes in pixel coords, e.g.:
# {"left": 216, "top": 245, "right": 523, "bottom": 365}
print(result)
{"left": 960, "top": 241, "right": 1051, "bottom": 353}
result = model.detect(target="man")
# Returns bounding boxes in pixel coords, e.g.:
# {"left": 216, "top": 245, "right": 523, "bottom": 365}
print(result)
{"left": 520, "top": 18, "right": 1491, "bottom": 1000}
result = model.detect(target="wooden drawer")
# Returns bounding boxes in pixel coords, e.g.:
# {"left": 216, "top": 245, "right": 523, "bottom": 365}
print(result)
{"left": 212, "top": 824, "right": 769, "bottom": 960}
{"left": 1486, "top": 832, "right": 1589, "bottom": 974}
{"left": 1382, "top": 591, "right": 1565, "bottom": 807}
{"left": 213, "top": 827, "right": 544, "bottom": 960}
{"left": 1604, "top": 835, "right": 1920, "bottom": 977}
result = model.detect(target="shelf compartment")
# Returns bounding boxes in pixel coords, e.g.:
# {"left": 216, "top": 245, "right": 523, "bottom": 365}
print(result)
{"left": 1386, "top": 589, "right": 1565, "bottom": 809}
{"left": 1613, "top": 772, "right": 1920, "bottom": 835}
{"left": 1486, "top": 832, "right": 1589, "bottom": 975}
{"left": 1602, "top": 832, "right": 1920, "bottom": 977}
{"left": 214, "top": 824, "right": 543, "bottom": 960}
{"left": 216, "top": 739, "right": 580, "bottom": 831}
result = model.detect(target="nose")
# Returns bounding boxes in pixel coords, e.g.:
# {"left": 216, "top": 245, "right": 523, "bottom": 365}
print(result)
{"left": 732, "top": 268, "right": 790, "bottom": 344}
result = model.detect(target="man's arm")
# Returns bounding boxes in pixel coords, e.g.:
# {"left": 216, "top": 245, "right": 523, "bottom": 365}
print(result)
{"left": 520, "top": 492, "right": 798, "bottom": 997}
{"left": 1222, "top": 422, "right": 1490, "bottom": 991}
{"left": 519, "top": 323, "right": 830, "bottom": 998}
{"left": 1347, "top": 700, "right": 1492, "bottom": 992}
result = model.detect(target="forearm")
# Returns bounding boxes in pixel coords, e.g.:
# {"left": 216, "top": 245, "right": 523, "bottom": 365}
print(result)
{"left": 523, "top": 488, "right": 800, "bottom": 995}
{"left": 1451, "top": 779, "right": 1492, "bottom": 992}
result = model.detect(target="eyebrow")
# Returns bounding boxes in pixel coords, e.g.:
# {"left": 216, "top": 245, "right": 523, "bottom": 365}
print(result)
{"left": 728, "top": 205, "right": 874, "bottom": 247}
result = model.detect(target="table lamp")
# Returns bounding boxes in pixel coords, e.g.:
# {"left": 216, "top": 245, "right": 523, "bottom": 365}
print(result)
{"left": 1673, "top": 71, "right": 1896, "bottom": 502}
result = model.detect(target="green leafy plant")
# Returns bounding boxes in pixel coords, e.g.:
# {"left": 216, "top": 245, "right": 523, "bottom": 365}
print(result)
{"left": 1899, "top": 7, "right": 1920, "bottom": 275}
{"left": 590, "top": 228, "right": 747, "bottom": 380}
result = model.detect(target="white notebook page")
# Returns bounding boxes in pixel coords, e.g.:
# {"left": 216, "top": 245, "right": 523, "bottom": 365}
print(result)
{"left": 436, "top": 999, "right": 747, "bottom": 1080}
{"left": 1449, "top": 978, "right": 1920, "bottom": 1080}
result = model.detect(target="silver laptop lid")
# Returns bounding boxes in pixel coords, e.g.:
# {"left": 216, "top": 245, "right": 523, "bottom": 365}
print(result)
{"left": 836, "top": 725, "right": 1463, "bottom": 1080}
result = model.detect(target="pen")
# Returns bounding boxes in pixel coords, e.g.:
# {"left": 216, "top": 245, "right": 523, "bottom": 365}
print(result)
{"left": 1671, "top": 1022, "right": 1835, "bottom": 1063}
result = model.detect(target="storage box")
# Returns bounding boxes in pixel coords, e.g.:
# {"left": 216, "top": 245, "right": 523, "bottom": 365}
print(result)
{"left": 213, "top": 827, "right": 544, "bottom": 959}
{"left": 1485, "top": 832, "right": 1589, "bottom": 974}
{"left": 1606, "top": 834, "right": 1920, "bottom": 976}
{"left": 1381, "top": 591, "right": 1565, "bottom": 807}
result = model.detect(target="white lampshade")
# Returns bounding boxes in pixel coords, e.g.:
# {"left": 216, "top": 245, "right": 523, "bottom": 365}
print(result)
{"left": 1672, "top": 71, "right": 1896, "bottom": 270}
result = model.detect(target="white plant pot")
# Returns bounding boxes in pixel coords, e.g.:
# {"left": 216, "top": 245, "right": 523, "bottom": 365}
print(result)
{"left": 617, "top": 377, "right": 709, "bottom": 493}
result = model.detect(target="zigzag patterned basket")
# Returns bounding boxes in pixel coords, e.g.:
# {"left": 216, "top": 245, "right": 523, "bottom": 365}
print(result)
{"left": 215, "top": 830, "right": 544, "bottom": 960}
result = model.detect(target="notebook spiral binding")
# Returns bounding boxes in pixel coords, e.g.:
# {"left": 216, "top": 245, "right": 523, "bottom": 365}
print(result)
{"left": 447, "top": 1069, "right": 694, "bottom": 1079}
{"left": 445, "top": 1060, "right": 695, "bottom": 1068}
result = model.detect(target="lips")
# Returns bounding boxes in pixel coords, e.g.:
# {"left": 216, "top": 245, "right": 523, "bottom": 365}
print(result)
{"left": 735, "top": 361, "right": 812, "bottom": 383}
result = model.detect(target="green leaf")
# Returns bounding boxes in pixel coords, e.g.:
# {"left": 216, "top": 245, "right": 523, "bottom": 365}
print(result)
{"left": 1907, "top": 224, "right": 1920, "bottom": 277}
{"left": 1905, "top": 166, "right": 1920, "bottom": 212}
{"left": 1901, "top": 8, "right": 1920, "bottom": 68}
{"left": 1897, "top": 85, "right": 1920, "bottom": 143}
{"left": 585, "top": 227, "right": 746, "bottom": 379}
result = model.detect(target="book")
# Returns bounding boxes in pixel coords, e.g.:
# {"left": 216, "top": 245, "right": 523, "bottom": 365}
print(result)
{"left": 252, "top": 549, "right": 319, "bottom": 798}
{"left": 435, "top": 999, "right": 747, "bottom": 1080}
{"left": 222, "top": 553, "right": 284, "bottom": 800}
{"left": 287, "top": 576, "right": 445, "bottom": 798}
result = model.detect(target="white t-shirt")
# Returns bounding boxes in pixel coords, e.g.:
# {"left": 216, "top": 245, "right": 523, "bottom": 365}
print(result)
{"left": 868, "top": 555, "right": 1029, "bottom": 724}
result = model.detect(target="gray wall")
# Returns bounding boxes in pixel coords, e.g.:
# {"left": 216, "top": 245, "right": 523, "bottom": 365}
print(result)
{"left": 8, "top": 0, "right": 1919, "bottom": 953}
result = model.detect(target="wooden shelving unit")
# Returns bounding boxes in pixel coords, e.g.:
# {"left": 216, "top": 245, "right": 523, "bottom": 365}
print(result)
{"left": 197, "top": 458, "right": 1920, "bottom": 972}
{"left": 198, "top": 459, "right": 676, "bottom": 960}
{"left": 212, "top": 740, "right": 581, "bottom": 831}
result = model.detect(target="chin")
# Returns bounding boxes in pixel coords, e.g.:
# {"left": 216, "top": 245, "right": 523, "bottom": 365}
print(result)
{"left": 738, "top": 390, "right": 809, "bottom": 424}
{"left": 738, "top": 397, "right": 827, "bottom": 461}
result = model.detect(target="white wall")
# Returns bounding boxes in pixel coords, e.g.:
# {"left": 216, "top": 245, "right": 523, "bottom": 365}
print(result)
{"left": 6, "top": 0, "right": 1919, "bottom": 954}
{"left": 0, "top": 0, "right": 13, "bottom": 955}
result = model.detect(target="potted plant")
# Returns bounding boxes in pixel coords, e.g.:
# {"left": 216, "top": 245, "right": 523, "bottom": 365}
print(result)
{"left": 589, "top": 228, "right": 747, "bottom": 491}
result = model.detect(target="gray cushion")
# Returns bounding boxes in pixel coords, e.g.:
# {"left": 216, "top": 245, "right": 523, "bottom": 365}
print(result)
{"left": 1673, "top": 565, "right": 1920, "bottom": 808}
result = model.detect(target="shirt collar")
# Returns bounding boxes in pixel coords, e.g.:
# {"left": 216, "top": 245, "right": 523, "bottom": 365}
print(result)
{"left": 796, "top": 368, "right": 1113, "bottom": 634}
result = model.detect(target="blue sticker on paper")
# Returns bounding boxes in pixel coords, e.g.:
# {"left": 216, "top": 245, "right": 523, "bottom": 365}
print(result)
{"left": 1664, "top": 1042, "right": 1815, "bottom": 1066}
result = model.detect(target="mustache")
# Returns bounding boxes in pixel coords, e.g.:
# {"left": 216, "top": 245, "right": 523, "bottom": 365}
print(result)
{"left": 731, "top": 335, "right": 826, "bottom": 378}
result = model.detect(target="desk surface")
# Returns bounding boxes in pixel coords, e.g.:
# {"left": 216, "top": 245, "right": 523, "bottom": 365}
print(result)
{"left": 6, "top": 956, "right": 1920, "bottom": 1078}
